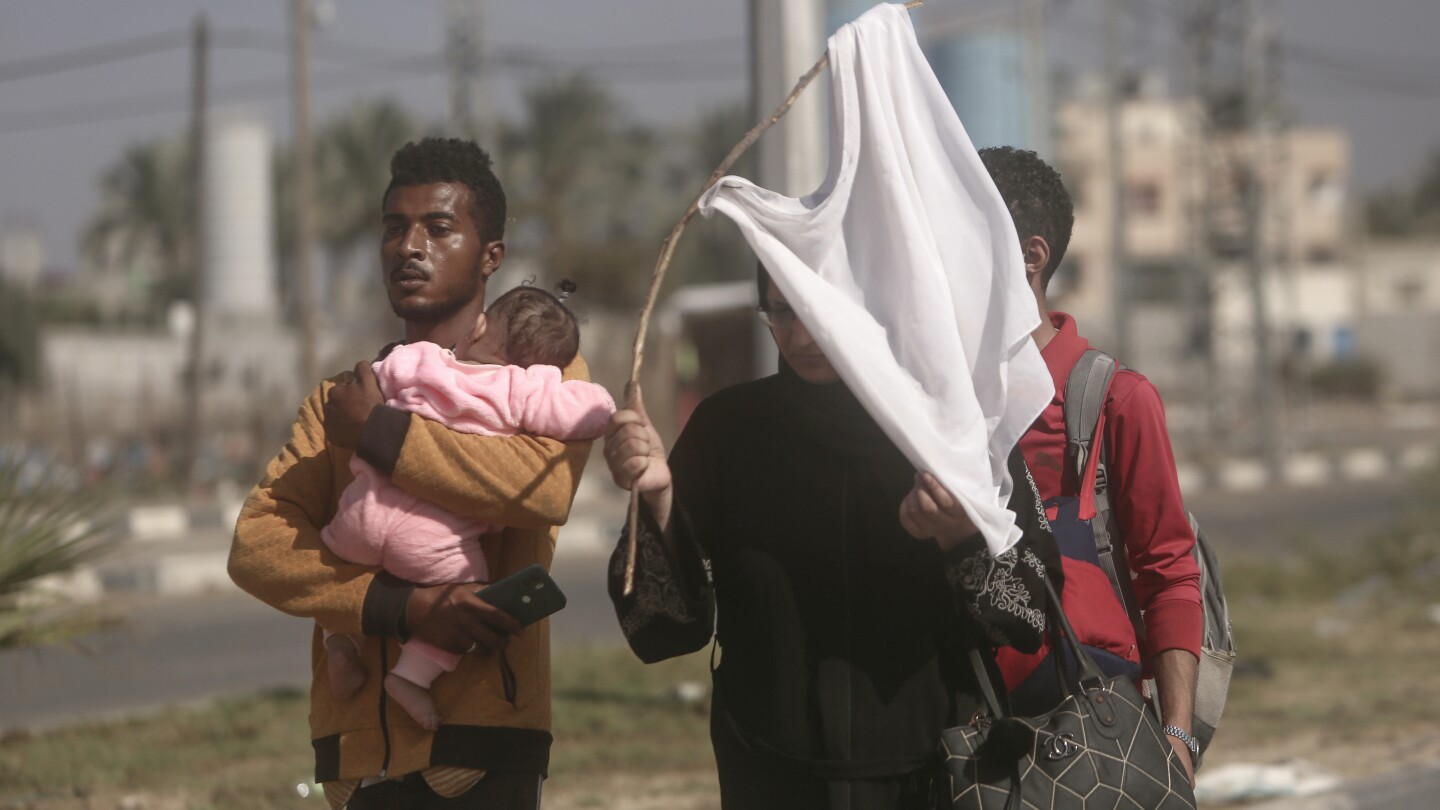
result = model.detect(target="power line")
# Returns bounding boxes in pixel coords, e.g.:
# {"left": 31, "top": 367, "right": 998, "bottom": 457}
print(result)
{"left": 0, "top": 29, "right": 188, "bottom": 84}
{"left": 0, "top": 51, "right": 744, "bottom": 137}
{"left": 1123, "top": 0, "right": 1440, "bottom": 97}
{"left": 0, "top": 24, "right": 742, "bottom": 87}
{"left": 0, "top": 67, "right": 433, "bottom": 136}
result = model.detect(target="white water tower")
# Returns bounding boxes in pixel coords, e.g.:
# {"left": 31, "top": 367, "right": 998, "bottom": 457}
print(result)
{"left": 203, "top": 117, "right": 277, "bottom": 322}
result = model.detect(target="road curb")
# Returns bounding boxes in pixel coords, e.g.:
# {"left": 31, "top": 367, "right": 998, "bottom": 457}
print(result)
{"left": 1177, "top": 442, "right": 1437, "bottom": 494}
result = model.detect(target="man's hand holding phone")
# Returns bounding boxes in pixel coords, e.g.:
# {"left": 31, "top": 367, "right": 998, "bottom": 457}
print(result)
{"left": 405, "top": 565, "right": 566, "bottom": 656}
{"left": 474, "top": 564, "right": 567, "bottom": 628}
{"left": 406, "top": 582, "right": 525, "bottom": 655}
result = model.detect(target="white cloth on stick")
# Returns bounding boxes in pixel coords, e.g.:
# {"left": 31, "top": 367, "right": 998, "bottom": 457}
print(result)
{"left": 697, "top": 2, "right": 1053, "bottom": 555}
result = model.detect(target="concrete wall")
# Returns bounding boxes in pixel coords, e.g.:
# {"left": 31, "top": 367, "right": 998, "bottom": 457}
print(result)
{"left": 1354, "top": 313, "right": 1440, "bottom": 399}
{"left": 35, "top": 326, "right": 308, "bottom": 437}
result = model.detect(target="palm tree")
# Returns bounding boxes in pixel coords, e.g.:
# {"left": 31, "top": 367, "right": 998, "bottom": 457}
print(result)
{"left": 272, "top": 100, "right": 418, "bottom": 347}
{"left": 315, "top": 99, "right": 418, "bottom": 337}
{"left": 0, "top": 450, "right": 121, "bottom": 649}
{"left": 671, "top": 102, "right": 760, "bottom": 286}
{"left": 316, "top": 99, "right": 418, "bottom": 257}
{"left": 504, "top": 74, "right": 671, "bottom": 305}
{"left": 82, "top": 138, "right": 194, "bottom": 321}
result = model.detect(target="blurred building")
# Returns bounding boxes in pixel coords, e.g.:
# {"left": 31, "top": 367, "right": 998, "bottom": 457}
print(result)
{"left": 1352, "top": 240, "right": 1440, "bottom": 398}
{"left": 1051, "top": 82, "right": 1352, "bottom": 397}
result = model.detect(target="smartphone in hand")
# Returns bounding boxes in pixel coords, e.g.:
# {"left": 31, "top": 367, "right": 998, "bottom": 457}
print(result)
{"left": 475, "top": 564, "right": 567, "bottom": 626}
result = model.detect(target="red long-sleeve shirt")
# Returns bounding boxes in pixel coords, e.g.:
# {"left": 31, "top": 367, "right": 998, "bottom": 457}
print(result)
{"left": 996, "top": 312, "right": 1202, "bottom": 689}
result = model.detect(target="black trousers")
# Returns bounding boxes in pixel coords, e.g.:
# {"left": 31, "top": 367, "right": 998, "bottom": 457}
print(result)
{"left": 710, "top": 706, "right": 935, "bottom": 810}
{"left": 345, "top": 770, "right": 543, "bottom": 810}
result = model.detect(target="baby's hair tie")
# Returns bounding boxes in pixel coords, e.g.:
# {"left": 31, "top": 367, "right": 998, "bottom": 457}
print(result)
{"left": 556, "top": 279, "right": 577, "bottom": 303}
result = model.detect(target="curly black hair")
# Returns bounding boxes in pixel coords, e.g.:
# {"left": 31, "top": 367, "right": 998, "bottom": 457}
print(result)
{"left": 485, "top": 282, "right": 580, "bottom": 369}
{"left": 978, "top": 146, "right": 1074, "bottom": 289}
{"left": 383, "top": 137, "right": 507, "bottom": 242}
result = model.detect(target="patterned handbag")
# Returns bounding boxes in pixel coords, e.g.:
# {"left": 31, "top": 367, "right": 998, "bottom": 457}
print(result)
{"left": 939, "top": 577, "right": 1196, "bottom": 810}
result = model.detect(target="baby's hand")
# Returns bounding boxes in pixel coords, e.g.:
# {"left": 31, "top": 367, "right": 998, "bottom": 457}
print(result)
{"left": 324, "top": 361, "right": 385, "bottom": 449}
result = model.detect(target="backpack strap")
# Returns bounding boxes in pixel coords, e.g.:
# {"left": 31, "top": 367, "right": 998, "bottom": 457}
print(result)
{"left": 1063, "top": 349, "right": 1117, "bottom": 491}
{"left": 1063, "top": 349, "right": 1146, "bottom": 642}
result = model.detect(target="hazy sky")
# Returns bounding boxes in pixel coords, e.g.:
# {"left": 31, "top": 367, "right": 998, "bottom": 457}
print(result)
{"left": 2, "top": 0, "right": 1437, "bottom": 273}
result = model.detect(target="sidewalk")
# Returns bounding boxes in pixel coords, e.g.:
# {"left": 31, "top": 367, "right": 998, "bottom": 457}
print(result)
{"left": 60, "top": 475, "right": 629, "bottom": 602}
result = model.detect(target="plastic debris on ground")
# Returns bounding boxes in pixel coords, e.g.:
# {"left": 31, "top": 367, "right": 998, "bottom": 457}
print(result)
{"left": 1195, "top": 759, "right": 1342, "bottom": 804}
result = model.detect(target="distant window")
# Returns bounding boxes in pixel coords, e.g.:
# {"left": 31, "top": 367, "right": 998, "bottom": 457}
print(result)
{"left": 1061, "top": 166, "right": 1087, "bottom": 210}
{"left": 1127, "top": 181, "right": 1162, "bottom": 216}
{"left": 1395, "top": 278, "right": 1424, "bottom": 308}
{"left": 1133, "top": 119, "right": 1161, "bottom": 146}
{"left": 1049, "top": 256, "right": 1083, "bottom": 298}
{"left": 1307, "top": 171, "right": 1343, "bottom": 212}
{"left": 1131, "top": 261, "right": 1181, "bottom": 303}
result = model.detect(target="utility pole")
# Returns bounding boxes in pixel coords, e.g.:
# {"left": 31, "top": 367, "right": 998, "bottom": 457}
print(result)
{"left": 750, "top": 0, "right": 826, "bottom": 198}
{"left": 292, "top": 0, "right": 319, "bottom": 388}
{"left": 1021, "top": 0, "right": 1050, "bottom": 158}
{"left": 1267, "top": 10, "right": 1299, "bottom": 424}
{"left": 749, "top": 0, "right": 825, "bottom": 378}
{"left": 1243, "top": 0, "right": 1281, "bottom": 482}
{"left": 182, "top": 14, "right": 208, "bottom": 490}
{"left": 1104, "top": 0, "right": 1130, "bottom": 359}
{"left": 1181, "top": 1, "right": 1221, "bottom": 483}
{"left": 447, "top": 0, "right": 494, "bottom": 148}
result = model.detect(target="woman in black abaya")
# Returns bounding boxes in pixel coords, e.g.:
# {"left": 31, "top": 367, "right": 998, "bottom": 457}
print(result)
{"left": 603, "top": 270, "right": 1058, "bottom": 810}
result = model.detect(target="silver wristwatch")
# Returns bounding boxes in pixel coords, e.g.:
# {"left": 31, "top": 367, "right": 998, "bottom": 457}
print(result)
{"left": 1161, "top": 724, "right": 1200, "bottom": 757}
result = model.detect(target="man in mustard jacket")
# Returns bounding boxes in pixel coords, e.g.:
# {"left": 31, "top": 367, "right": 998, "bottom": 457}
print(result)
{"left": 230, "top": 138, "right": 592, "bottom": 809}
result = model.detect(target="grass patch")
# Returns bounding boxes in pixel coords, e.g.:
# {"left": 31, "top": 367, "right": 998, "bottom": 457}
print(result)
{"left": 1212, "top": 590, "right": 1440, "bottom": 777}
{"left": 0, "top": 649, "right": 717, "bottom": 810}
{"left": 548, "top": 645, "right": 714, "bottom": 776}
{"left": 1208, "top": 491, "right": 1440, "bottom": 779}
{"left": 0, "top": 686, "right": 312, "bottom": 809}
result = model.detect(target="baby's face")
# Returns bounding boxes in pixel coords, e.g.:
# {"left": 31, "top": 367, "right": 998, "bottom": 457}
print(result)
{"left": 462, "top": 313, "right": 509, "bottom": 365}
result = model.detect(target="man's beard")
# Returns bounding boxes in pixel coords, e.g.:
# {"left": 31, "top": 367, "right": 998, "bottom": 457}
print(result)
{"left": 388, "top": 277, "right": 481, "bottom": 324}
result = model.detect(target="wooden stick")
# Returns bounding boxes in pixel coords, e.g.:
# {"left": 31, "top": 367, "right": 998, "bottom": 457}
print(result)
{"left": 622, "top": 0, "right": 925, "bottom": 596}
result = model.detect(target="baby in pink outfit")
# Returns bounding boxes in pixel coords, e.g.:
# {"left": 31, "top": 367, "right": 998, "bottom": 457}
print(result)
{"left": 320, "top": 282, "right": 615, "bottom": 730}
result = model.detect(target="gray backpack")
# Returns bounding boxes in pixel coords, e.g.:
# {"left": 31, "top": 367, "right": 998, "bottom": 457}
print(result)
{"left": 1064, "top": 348, "right": 1236, "bottom": 762}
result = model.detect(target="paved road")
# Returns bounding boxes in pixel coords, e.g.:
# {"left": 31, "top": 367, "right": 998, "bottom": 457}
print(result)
{"left": 0, "top": 591, "right": 312, "bottom": 733}
{"left": 1188, "top": 476, "right": 1412, "bottom": 555}
{"left": 0, "top": 552, "right": 619, "bottom": 734}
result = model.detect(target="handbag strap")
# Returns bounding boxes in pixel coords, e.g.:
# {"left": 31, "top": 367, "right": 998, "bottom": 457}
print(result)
{"left": 964, "top": 572, "right": 1112, "bottom": 718}
{"left": 967, "top": 645, "right": 1006, "bottom": 719}
{"left": 1039, "top": 575, "right": 1109, "bottom": 692}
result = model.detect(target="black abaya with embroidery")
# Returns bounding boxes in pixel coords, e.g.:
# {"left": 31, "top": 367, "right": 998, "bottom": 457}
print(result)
{"left": 609, "top": 362, "right": 1059, "bottom": 810}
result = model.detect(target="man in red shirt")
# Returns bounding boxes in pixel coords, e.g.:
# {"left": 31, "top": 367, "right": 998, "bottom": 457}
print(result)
{"left": 979, "top": 146, "right": 1203, "bottom": 783}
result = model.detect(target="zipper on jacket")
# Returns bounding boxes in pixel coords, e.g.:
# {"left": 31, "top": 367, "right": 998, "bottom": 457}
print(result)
{"left": 377, "top": 639, "right": 392, "bottom": 778}
{"left": 839, "top": 470, "right": 854, "bottom": 762}
{"left": 500, "top": 648, "right": 518, "bottom": 706}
